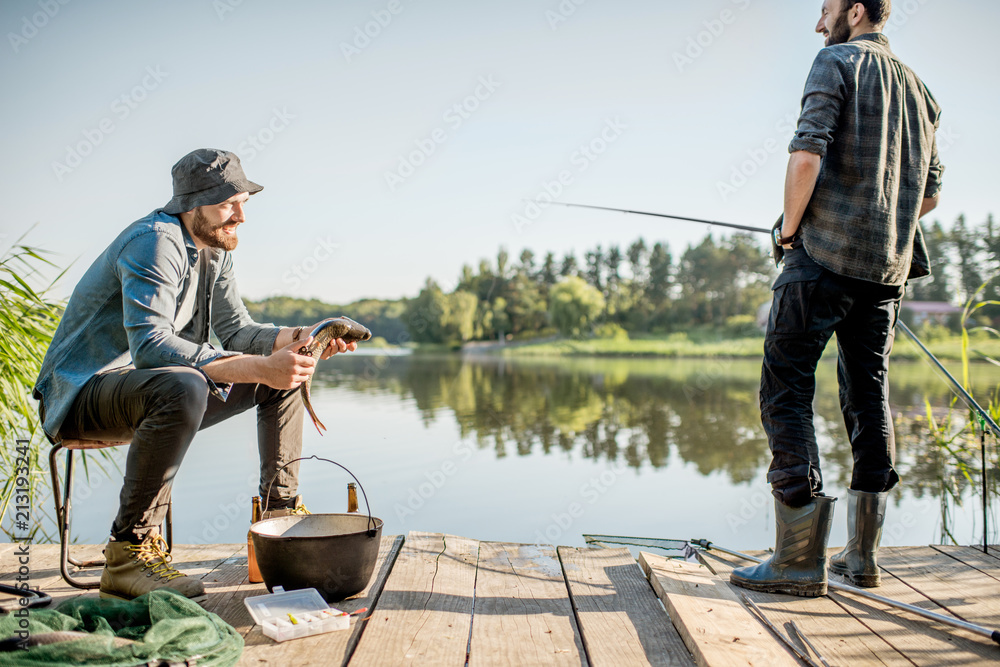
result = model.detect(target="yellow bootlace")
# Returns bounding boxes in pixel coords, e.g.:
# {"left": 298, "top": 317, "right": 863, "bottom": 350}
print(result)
{"left": 290, "top": 502, "right": 310, "bottom": 515}
{"left": 125, "top": 534, "right": 185, "bottom": 582}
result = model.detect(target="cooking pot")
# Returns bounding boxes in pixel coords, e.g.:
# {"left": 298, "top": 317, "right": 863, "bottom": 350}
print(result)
{"left": 250, "top": 456, "right": 383, "bottom": 601}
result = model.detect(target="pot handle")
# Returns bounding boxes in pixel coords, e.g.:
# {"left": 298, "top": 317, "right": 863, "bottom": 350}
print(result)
{"left": 263, "top": 455, "right": 377, "bottom": 536}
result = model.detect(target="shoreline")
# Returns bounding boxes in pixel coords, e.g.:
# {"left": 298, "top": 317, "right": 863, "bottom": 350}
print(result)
{"left": 386, "top": 333, "right": 1000, "bottom": 363}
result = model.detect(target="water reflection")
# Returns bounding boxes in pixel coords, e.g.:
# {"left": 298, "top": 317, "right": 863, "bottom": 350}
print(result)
{"left": 316, "top": 353, "right": 1000, "bottom": 499}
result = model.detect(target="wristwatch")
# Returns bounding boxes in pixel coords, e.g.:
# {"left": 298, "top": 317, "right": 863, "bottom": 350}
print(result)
{"left": 291, "top": 326, "right": 304, "bottom": 341}
{"left": 773, "top": 228, "right": 798, "bottom": 246}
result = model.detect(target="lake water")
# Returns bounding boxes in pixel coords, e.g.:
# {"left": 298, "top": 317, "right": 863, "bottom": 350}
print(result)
{"left": 56, "top": 350, "right": 1000, "bottom": 551}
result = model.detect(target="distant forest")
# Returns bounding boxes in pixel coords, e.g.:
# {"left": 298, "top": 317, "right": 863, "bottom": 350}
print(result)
{"left": 245, "top": 214, "right": 999, "bottom": 346}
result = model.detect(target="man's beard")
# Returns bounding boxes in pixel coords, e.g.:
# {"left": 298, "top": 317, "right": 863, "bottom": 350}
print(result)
{"left": 826, "top": 11, "right": 852, "bottom": 46}
{"left": 191, "top": 209, "right": 238, "bottom": 251}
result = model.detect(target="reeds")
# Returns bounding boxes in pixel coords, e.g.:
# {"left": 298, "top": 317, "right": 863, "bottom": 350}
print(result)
{"left": 0, "top": 236, "right": 65, "bottom": 539}
{"left": 908, "top": 285, "right": 1000, "bottom": 545}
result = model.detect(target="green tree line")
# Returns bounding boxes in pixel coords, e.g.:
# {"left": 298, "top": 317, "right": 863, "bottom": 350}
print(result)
{"left": 245, "top": 214, "right": 998, "bottom": 346}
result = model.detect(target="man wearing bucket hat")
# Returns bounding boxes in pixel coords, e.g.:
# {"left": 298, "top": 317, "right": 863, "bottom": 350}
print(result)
{"left": 33, "top": 149, "right": 357, "bottom": 604}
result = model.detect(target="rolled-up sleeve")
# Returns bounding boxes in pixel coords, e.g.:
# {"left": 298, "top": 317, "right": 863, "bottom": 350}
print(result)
{"left": 211, "top": 252, "right": 280, "bottom": 356}
{"left": 789, "top": 49, "right": 847, "bottom": 157}
{"left": 117, "top": 232, "right": 237, "bottom": 369}
{"left": 924, "top": 135, "right": 944, "bottom": 198}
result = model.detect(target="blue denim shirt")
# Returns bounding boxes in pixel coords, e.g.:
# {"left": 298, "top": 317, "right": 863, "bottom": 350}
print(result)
{"left": 33, "top": 210, "right": 280, "bottom": 440}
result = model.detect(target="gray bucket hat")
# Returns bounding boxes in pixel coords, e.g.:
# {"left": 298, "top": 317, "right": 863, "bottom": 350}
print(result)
{"left": 163, "top": 148, "right": 263, "bottom": 215}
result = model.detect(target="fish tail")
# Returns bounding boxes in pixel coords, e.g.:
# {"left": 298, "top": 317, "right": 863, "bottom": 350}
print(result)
{"left": 300, "top": 381, "right": 327, "bottom": 434}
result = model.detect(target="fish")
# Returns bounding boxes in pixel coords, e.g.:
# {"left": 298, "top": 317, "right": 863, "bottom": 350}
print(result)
{"left": 0, "top": 631, "right": 137, "bottom": 651}
{"left": 298, "top": 316, "right": 372, "bottom": 434}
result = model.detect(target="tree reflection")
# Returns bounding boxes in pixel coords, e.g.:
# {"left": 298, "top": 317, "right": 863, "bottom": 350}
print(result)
{"left": 318, "top": 356, "right": 773, "bottom": 481}
{"left": 318, "top": 354, "right": 999, "bottom": 506}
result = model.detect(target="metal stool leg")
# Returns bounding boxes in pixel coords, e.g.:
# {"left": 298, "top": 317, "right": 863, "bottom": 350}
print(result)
{"left": 51, "top": 443, "right": 175, "bottom": 590}
{"left": 52, "top": 445, "right": 101, "bottom": 589}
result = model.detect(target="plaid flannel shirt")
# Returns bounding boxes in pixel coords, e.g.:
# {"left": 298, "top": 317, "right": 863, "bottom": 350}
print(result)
{"left": 791, "top": 33, "right": 944, "bottom": 286}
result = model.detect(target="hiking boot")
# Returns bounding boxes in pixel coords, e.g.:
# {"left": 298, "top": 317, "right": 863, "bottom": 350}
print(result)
{"left": 261, "top": 494, "right": 309, "bottom": 520}
{"left": 100, "top": 532, "right": 207, "bottom": 605}
{"left": 730, "top": 495, "right": 836, "bottom": 597}
{"left": 830, "top": 489, "right": 888, "bottom": 587}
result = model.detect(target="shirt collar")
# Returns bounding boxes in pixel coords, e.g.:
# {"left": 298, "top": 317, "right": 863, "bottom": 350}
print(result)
{"left": 174, "top": 215, "right": 200, "bottom": 266}
{"left": 850, "top": 32, "right": 889, "bottom": 47}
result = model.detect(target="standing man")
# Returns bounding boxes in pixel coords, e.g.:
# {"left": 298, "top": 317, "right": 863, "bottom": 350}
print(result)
{"left": 34, "top": 149, "right": 357, "bottom": 604}
{"left": 731, "top": 0, "right": 943, "bottom": 597}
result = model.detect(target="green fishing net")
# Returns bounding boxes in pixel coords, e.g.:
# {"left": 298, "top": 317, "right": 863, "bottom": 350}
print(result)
{"left": 0, "top": 589, "right": 243, "bottom": 666}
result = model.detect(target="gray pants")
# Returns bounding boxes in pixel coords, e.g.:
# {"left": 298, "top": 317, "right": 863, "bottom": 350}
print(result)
{"left": 59, "top": 366, "right": 304, "bottom": 543}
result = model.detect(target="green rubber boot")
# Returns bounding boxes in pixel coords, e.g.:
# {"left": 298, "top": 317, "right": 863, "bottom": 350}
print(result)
{"left": 829, "top": 489, "right": 888, "bottom": 587}
{"left": 730, "top": 495, "right": 836, "bottom": 597}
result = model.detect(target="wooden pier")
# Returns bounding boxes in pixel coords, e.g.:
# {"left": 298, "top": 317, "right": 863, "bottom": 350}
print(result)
{"left": 3, "top": 536, "right": 999, "bottom": 665}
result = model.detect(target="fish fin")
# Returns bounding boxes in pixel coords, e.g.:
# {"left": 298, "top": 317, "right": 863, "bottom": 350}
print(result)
{"left": 300, "top": 381, "right": 327, "bottom": 435}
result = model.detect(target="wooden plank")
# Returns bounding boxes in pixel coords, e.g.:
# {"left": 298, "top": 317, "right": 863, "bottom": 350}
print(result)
{"left": 237, "top": 535, "right": 404, "bottom": 667}
{"left": 468, "top": 542, "right": 586, "bottom": 666}
{"left": 1, "top": 544, "right": 240, "bottom": 610}
{"left": 201, "top": 544, "right": 258, "bottom": 635}
{"left": 879, "top": 546, "right": 1000, "bottom": 635}
{"left": 559, "top": 546, "right": 692, "bottom": 667}
{"left": 0, "top": 542, "right": 19, "bottom": 560}
{"left": 348, "top": 532, "right": 479, "bottom": 666}
{"left": 1, "top": 543, "right": 105, "bottom": 607}
{"left": 932, "top": 545, "right": 1000, "bottom": 581}
{"left": 639, "top": 551, "right": 799, "bottom": 667}
{"left": 828, "top": 565, "right": 1000, "bottom": 663}
{"left": 702, "top": 548, "right": 994, "bottom": 666}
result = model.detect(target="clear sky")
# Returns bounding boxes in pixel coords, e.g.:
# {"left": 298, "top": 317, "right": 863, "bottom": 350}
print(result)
{"left": 2, "top": 0, "right": 997, "bottom": 303}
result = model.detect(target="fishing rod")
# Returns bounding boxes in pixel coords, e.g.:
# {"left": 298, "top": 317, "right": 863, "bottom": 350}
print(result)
{"left": 563, "top": 200, "right": 998, "bottom": 550}
{"left": 691, "top": 538, "right": 1000, "bottom": 647}
{"left": 584, "top": 535, "right": 1000, "bottom": 646}
{"left": 538, "top": 200, "right": 772, "bottom": 235}
{"left": 896, "top": 320, "right": 1000, "bottom": 440}
{"left": 896, "top": 320, "right": 998, "bottom": 554}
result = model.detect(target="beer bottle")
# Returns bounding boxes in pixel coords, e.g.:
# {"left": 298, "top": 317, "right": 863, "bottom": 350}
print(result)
{"left": 248, "top": 496, "right": 263, "bottom": 583}
{"left": 347, "top": 483, "right": 359, "bottom": 513}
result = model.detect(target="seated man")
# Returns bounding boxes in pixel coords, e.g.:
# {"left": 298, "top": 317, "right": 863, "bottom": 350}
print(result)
{"left": 33, "top": 148, "right": 356, "bottom": 603}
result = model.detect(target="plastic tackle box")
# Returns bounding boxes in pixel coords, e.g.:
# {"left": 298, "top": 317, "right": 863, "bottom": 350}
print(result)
{"left": 244, "top": 586, "right": 351, "bottom": 642}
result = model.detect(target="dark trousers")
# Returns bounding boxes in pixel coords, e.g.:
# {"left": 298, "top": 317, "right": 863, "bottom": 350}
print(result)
{"left": 761, "top": 245, "right": 903, "bottom": 508}
{"left": 59, "top": 366, "right": 304, "bottom": 543}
